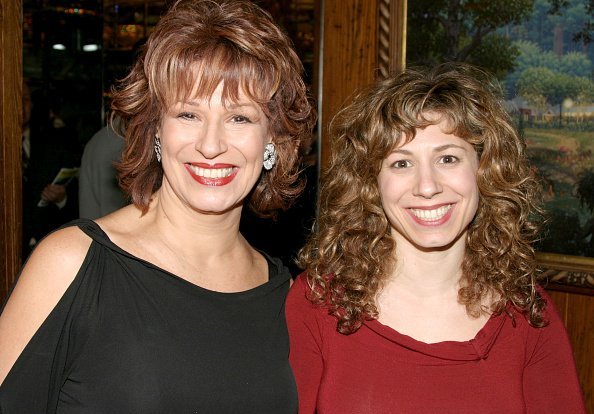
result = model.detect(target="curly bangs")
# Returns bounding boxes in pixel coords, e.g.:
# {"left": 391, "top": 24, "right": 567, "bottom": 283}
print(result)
{"left": 110, "top": 0, "right": 315, "bottom": 214}
{"left": 300, "top": 63, "right": 545, "bottom": 335}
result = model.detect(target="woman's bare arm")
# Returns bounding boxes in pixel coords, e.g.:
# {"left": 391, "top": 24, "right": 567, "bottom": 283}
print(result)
{"left": 0, "top": 226, "right": 91, "bottom": 385}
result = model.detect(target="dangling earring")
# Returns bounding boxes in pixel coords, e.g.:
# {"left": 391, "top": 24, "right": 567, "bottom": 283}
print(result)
{"left": 263, "top": 142, "right": 276, "bottom": 170}
{"left": 154, "top": 136, "right": 162, "bottom": 162}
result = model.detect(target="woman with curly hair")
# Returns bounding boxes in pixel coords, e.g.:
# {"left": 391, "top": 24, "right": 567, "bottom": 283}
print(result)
{"left": 287, "top": 63, "right": 585, "bottom": 413}
{"left": 0, "top": 0, "right": 314, "bottom": 412}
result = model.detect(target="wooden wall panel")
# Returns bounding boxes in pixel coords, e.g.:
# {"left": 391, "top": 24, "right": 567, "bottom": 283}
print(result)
{"left": 548, "top": 290, "right": 594, "bottom": 412}
{"left": 0, "top": 0, "right": 23, "bottom": 302}
{"left": 318, "top": 0, "right": 379, "bottom": 166}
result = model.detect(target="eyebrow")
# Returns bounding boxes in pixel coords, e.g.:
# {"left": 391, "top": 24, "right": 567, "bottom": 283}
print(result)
{"left": 181, "top": 100, "right": 258, "bottom": 110}
{"left": 391, "top": 143, "right": 468, "bottom": 155}
{"left": 227, "top": 102, "right": 259, "bottom": 110}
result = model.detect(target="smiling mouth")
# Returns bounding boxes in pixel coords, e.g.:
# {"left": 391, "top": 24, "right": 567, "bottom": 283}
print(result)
{"left": 187, "top": 165, "right": 234, "bottom": 178}
{"left": 409, "top": 204, "right": 452, "bottom": 221}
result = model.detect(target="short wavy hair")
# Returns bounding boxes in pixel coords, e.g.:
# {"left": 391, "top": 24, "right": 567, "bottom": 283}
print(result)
{"left": 299, "top": 62, "right": 545, "bottom": 334}
{"left": 110, "top": 0, "right": 315, "bottom": 215}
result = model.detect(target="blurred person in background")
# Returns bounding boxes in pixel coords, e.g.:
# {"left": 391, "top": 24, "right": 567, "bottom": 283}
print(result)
{"left": 21, "top": 80, "right": 81, "bottom": 258}
{"left": 79, "top": 39, "right": 147, "bottom": 219}
{"left": 78, "top": 117, "right": 128, "bottom": 219}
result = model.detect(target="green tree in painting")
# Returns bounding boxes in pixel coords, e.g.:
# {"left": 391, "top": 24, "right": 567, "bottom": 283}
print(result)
{"left": 506, "top": 40, "right": 592, "bottom": 95}
{"left": 548, "top": 0, "right": 594, "bottom": 43}
{"left": 558, "top": 51, "right": 594, "bottom": 76}
{"left": 517, "top": 67, "right": 594, "bottom": 115}
{"left": 514, "top": 41, "right": 591, "bottom": 76}
{"left": 516, "top": 67, "right": 556, "bottom": 110}
{"left": 407, "top": 0, "right": 534, "bottom": 78}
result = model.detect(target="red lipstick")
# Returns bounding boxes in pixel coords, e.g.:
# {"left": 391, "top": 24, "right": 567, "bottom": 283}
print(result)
{"left": 185, "top": 163, "right": 237, "bottom": 186}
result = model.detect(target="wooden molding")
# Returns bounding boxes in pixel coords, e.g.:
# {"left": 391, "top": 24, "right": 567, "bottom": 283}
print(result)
{"left": 538, "top": 252, "right": 594, "bottom": 295}
{"left": 377, "top": 0, "right": 406, "bottom": 77}
{"left": 0, "top": 0, "right": 23, "bottom": 301}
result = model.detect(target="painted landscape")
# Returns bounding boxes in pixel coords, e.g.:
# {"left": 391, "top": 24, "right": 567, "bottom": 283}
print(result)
{"left": 521, "top": 124, "right": 594, "bottom": 256}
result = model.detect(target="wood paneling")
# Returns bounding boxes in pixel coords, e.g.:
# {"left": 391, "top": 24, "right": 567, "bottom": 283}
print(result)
{"left": 0, "top": 0, "right": 23, "bottom": 302}
{"left": 548, "top": 290, "right": 594, "bottom": 413}
{"left": 377, "top": 0, "right": 406, "bottom": 77}
{"left": 318, "top": 0, "right": 379, "bottom": 167}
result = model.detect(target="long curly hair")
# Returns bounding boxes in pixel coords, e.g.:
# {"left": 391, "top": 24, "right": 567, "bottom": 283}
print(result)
{"left": 110, "top": 0, "right": 316, "bottom": 216}
{"left": 299, "top": 63, "right": 545, "bottom": 334}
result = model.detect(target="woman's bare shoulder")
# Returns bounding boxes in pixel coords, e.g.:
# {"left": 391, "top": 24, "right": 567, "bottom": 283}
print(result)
{"left": 96, "top": 204, "right": 146, "bottom": 239}
{"left": 13, "top": 226, "right": 93, "bottom": 301}
{"left": 0, "top": 226, "right": 92, "bottom": 384}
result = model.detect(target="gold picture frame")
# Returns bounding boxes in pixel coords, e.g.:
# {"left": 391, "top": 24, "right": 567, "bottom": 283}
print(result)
{"left": 538, "top": 253, "right": 594, "bottom": 295}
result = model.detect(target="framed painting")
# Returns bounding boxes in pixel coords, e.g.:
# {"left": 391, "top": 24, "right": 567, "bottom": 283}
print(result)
{"left": 520, "top": 100, "right": 594, "bottom": 295}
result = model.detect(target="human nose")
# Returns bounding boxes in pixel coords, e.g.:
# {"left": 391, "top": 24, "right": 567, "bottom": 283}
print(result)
{"left": 412, "top": 163, "right": 443, "bottom": 199}
{"left": 195, "top": 121, "right": 227, "bottom": 159}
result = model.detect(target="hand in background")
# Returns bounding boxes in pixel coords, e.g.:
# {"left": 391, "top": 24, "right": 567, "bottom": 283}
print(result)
{"left": 41, "top": 184, "right": 67, "bottom": 204}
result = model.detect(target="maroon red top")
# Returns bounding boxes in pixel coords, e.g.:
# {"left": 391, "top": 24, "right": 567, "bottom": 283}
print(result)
{"left": 287, "top": 274, "right": 586, "bottom": 414}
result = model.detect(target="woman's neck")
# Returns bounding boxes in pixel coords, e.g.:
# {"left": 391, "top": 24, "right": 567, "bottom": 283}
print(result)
{"left": 387, "top": 232, "right": 467, "bottom": 297}
{"left": 153, "top": 193, "right": 243, "bottom": 255}
{"left": 377, "top": 232, "right": 491, "bottom": 343}
{"left": 103, "top": 187, "right": 266, "bottom": 292}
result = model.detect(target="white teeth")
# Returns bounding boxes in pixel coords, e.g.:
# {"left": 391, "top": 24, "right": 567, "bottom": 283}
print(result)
{"left": 189, "top": 165, "right": 233, "bottom": 178}
{"left": 410, "top": 205, "right": 452, "bottom": 221}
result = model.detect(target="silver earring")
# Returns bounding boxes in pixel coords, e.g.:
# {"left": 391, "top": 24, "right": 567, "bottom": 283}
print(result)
{"left": 263, "top": 142, "right": 276, "bottom": 170}
{"left": 154, "top": 136, "right": 162, "bottom": 162}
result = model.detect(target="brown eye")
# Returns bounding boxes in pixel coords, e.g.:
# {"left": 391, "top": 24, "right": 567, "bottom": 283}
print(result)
{"left": 231, "top": 115, "right": 252, "bottom": 123}
{"left": 178, "top": 112, "right": 197, "bottom": 120}
{"left": 392, "top": 160, "right": 411, "bottom": 169}
{"left": 440, "top": 155, "right": 459, "bottom": 164}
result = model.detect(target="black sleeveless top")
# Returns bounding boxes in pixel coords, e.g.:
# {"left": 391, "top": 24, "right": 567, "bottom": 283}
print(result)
{"left": 0, "top": 219, "right": 297, "bottom": 413}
